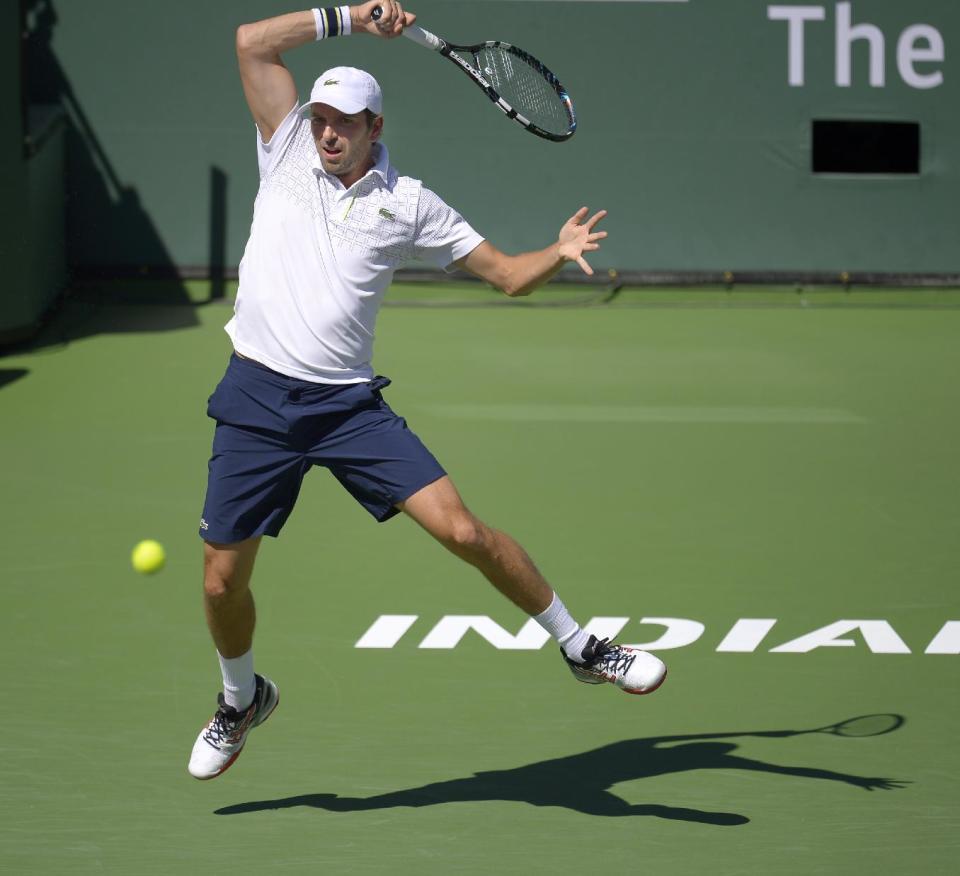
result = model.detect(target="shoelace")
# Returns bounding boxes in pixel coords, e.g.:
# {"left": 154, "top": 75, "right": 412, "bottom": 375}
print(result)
{"left": 203, "top": 702, "right": 249, "bottom": 746}
{"left": 586, "top": 638, "right": 636, "bottom": 675}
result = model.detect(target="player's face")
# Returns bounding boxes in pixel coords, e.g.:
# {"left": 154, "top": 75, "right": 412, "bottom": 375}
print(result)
{"left": 310, "top": 104, "right": 383, "bottom": 187}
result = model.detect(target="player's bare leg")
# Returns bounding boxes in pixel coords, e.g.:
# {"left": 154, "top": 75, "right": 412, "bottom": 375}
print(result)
{"left": 189, "top": 537, "right": 279, "bottom": 780}
{"left": 399, "top": 475, "right": 667, "bottom": 695}
{"left": 398, "top": 476, "right": 553, "bottom": 615}
{"left": 203, "top": 538, "right": 261, "bottom": 657}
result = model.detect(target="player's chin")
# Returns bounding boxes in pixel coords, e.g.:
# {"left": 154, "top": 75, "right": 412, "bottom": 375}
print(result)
{"left": 319, "top": 155, "right": 345, "bottom": 175}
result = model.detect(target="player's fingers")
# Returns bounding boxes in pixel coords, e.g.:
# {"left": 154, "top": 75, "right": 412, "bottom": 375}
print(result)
{"left": 392, "top": 2, "right": 405, "bottom": 33}
{"left": 588, "top": 231, "right": 608, "bottom": 241}
{"left": 568, "top": 206, "right": 589, "bottom": 225}
{"left": 375, "top": 1, "right": 396, "bottom": 30}
{"left": 576, "top": 256, "right": 594, "bottom": 275}
{"left": 585, "top": 209, "right": 608, "bottom": 230}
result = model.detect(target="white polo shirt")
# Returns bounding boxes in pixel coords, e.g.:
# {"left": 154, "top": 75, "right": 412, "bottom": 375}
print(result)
{"left": 226, "top": 104, "right": 485, "bottom": 383}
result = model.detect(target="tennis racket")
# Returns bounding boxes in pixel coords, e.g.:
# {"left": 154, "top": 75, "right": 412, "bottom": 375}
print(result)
{"left": 371, "top": 6, "right": 576, "bottom": 142}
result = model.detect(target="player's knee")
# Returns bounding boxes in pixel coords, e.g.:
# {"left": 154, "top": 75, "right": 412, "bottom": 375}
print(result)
{"left": 203, "top": 571, "right": 240, "bottom": 600}
{"left": 444, "top": 515, "right": 490, "bottom": 557}
{"left": 202, "top": 543, "right": 252, "bottom": 599}
{"left": 203, "top": 567, "right": 245, "bottom": 600}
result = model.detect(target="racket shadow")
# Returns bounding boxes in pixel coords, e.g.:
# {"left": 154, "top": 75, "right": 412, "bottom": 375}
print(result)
{"left": 215, "top": 719, "right": 909, "bottom": 824}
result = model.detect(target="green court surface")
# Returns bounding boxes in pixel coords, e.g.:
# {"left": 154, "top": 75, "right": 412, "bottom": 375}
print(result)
{"left": 2, "top": 283, "right": 959, "bottom": 874}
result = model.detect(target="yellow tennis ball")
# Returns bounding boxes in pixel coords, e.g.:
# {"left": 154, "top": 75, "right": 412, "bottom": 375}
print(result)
{"left": 131, "top": 539, "right": 166, "bottom": 574}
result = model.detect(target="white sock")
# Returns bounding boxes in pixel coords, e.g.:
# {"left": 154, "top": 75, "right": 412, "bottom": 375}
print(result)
{"left": 533, "top": 593, "right": 591, "bottom": 663}
{"left": 218, "top": 649, "right": 256, "bottom": 711}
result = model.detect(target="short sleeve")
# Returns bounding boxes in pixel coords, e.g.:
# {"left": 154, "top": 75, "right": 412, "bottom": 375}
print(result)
{"left": 413, "top": 187, "right": 485, "bottom": 271}
{"left": 256, "top": 104, "right": 303, "bottom": 179}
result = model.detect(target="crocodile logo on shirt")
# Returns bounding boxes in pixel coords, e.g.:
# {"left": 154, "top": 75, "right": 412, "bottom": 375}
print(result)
{"left": 378, "top": 208, "right": 396, "bottom": 221}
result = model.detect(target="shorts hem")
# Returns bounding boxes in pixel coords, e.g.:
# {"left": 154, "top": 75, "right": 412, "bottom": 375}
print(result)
{"left": 199, "top": 522, "right": 283, "bottom": 544}
{"left": 374, "top": 470, "right": 446, "bottom": 523}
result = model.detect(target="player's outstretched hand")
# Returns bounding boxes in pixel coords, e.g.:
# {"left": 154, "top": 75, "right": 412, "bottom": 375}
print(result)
{"left": 354, "top": 0, "right": 416, "bottom": 38}
{"left": 558, "top": 207, "right": 608, "bottom": 276}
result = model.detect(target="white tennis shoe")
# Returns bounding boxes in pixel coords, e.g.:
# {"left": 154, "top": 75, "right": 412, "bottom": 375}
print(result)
{"left": 563, "top": 635, "right": 667, "bottom": 695}
{"left": 188, "top": 674, "right": 279, "bottom": 780}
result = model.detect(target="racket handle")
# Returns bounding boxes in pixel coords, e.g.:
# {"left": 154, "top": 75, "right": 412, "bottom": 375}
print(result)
{"left": 401, "top": 24, "right": 444, "bottom": 51}
{"left": 371, "top": 6, "right": 445, "bottom": 51}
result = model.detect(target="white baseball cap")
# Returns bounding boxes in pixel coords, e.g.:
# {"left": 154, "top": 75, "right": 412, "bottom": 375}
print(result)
{"left": 301, "top": 67, "right": 382, "bottom": 115}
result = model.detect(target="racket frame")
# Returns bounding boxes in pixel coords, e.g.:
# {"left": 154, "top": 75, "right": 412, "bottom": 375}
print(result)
{"left": 432, "top": 36, "right": 576, "bottom": 142}
{"left": 375, "top": 11, "right": 576, "bottom": 141}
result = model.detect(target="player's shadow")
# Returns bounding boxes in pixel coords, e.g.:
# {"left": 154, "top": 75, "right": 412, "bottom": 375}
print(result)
{"left": 215, "top": 722, "right": 908, "bottom": 825}
{"left": 15, "top": 0, "right": 210, "bottom": 353}
{"left": 0, "top": 369, "right": 29, "bottom": 390}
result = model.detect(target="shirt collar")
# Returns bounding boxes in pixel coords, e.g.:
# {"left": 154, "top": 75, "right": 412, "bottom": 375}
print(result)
{"left": 368, "top": 142, "right": 390, "bottom": 182}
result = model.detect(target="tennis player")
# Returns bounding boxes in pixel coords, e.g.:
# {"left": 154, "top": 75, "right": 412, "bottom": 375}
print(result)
{"left": 189, "top": 0, "right": 666, "bottom": 781}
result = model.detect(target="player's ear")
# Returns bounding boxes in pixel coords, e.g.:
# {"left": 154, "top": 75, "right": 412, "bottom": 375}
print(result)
{"left": 369, "top": 113, "right": 384, "bottom": 142}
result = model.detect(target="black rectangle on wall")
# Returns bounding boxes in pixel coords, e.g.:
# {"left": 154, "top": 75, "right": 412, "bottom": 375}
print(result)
{"left": 813, "top": 121, "right": 920, "bottom": 175}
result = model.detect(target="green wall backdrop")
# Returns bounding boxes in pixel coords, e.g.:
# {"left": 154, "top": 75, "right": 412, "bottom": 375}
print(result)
{"left": 35, "top": 0, "right": 959, "bottom": 274}
{"left": 2, "top": 1, "right": 27, "bottom": 335}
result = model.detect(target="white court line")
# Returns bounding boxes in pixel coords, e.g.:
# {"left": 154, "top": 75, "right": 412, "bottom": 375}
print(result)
{"left": 421, "top": 404, "right": 867, "bottom": 424}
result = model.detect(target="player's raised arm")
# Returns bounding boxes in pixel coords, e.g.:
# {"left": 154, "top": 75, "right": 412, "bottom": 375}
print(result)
{"left": 456, "top": 207, "right": 608, "bottom": 297}
{"left": 236, "top": 11, "right": 314, "bottom": 141}
{"left": 236, "top": 2, "right": 416, "bottom": 141}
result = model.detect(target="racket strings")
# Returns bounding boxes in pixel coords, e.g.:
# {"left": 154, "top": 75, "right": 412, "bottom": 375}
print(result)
{"left": 832, "top": 714, "right": 903, "bottom": 737}
{"left": 474, "top": 46, "right": 572, "bottom": 135}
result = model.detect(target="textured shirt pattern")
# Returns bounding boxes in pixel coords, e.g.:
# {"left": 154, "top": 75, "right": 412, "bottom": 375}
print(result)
{"left": 226, "top": 105, "right": 484, "bottom": 383}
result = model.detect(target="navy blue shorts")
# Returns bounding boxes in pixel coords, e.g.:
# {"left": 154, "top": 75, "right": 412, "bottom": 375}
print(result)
{"left": 199, "top": 354, "right": 446, "bottom": 543}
